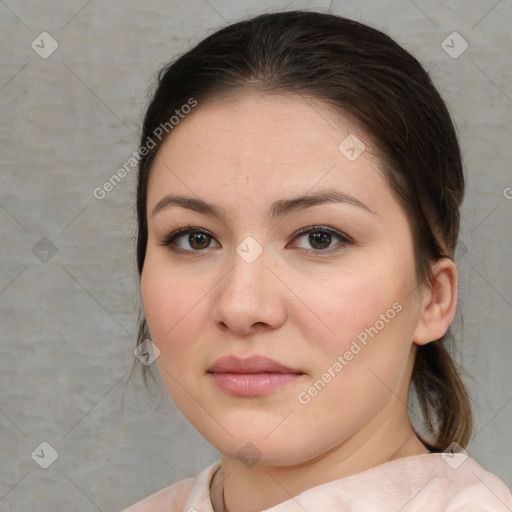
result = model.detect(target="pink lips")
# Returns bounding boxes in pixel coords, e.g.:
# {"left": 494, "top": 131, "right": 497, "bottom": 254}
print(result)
{"left": 207, "top": 355, "right": 304, "bottom": 397}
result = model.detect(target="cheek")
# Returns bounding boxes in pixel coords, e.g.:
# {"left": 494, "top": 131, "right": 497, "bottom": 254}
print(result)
{"left": 297, "top": 295, "right": 413, "bottom": 427}
{"left": 301, "top": 264, "right": 417, "bottom": 383}
{"left": 300, "top": 271, "right": 390, "bottom": 349}
{"left": 140, "top": 255, "right": 207, "bottom": 358}
{"left": 141, "top": 257, "right": 212, "bottom": 414}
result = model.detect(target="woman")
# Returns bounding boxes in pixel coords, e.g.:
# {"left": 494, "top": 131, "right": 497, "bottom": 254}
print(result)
{"left": 123, "top": 10, "right": 512, "bottom": 512}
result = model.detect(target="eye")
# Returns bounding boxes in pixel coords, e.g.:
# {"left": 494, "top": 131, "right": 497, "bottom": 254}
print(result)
{"left": 291, "top": 225, "right": 351, "bottom": 252}
{"left": 160, "top": 226, "right": 220, "bottom": 252}
{"left": 160, "top": 225, "right": 351, "bottom": 254}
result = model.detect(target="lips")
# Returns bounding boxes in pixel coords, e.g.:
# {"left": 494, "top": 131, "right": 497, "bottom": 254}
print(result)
{"left": 207, "top": 355, "right": 304, "bottom": 397}
{"left": 207, "top": 355, "right": 302, "bottom": 374}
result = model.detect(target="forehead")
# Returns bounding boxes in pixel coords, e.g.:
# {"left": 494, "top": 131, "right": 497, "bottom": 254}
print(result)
{"left": 147, "top": 92, "right": 392, "bottom": 213}
{"left": 156, "top": 91, "right": 373, "bottom": 162}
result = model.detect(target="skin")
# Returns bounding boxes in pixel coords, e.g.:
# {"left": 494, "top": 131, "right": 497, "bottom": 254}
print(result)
{"left": 140, "top": 91, "right": 457, "bottom": 512}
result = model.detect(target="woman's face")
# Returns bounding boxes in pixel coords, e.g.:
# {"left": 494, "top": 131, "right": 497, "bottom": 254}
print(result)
{"left": 141, "top": 92, "right": 426, "bottom": 466}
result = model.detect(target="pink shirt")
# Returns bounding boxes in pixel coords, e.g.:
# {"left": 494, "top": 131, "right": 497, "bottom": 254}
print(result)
{"left": 122, "top": 453, "right": 512, "bottom": 511}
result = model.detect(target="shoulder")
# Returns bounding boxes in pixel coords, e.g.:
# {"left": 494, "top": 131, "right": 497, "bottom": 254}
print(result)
{"left": 436, "top": 454, "right": 512, "bottom": 511}
{"left": 288, "top": 453, "right": 512, "bottom": 512}
{"left": 386, "top": 453, "right": 512, "bottom": 511}
{"left": 120, "top": 460, "right": 221, "bottom": 512}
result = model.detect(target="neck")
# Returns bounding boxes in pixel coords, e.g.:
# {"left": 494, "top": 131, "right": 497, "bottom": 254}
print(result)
{"left": 210, "top": 415, "right": 430, "bottom": 512}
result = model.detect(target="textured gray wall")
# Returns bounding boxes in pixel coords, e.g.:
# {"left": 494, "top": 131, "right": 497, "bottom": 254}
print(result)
{"left": 0, "top": 1, "right": 511, "bottom": 511}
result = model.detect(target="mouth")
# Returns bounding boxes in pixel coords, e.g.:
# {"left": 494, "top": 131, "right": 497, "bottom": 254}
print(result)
{"left": 207, "top": 355, "right": 305, "bottom": 397}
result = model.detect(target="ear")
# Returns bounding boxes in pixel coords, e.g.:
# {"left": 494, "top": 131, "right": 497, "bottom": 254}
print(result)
{"left": 413, "top": 258, "right": 458, "bottom": 346}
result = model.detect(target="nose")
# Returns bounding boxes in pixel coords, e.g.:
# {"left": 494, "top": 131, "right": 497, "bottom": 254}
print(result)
{"left": 211, "top": 245, "right": 287, "bottom": 336}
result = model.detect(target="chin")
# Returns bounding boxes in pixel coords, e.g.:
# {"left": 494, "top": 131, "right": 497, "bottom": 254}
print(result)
{"left": 192, "top": 418, "right": 322, "bottom": 468}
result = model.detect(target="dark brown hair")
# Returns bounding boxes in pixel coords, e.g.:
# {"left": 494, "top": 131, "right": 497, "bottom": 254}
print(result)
{"left": 134, "top": 10, "right": 472, "bottom": 452}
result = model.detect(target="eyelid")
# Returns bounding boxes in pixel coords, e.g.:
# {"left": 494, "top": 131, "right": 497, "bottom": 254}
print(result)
{"left": 159, "top": 225, "right": 218, "bottom": 248}
{"left": 160, "top": 224, "right": 352, "bottom": 253}
{"left": 290, "top": 225, "right": 351, "bottom": 244}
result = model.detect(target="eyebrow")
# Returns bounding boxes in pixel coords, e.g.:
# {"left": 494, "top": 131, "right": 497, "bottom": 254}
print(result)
{"left": 150, "top": 189, "right": 375, "bottom": 220}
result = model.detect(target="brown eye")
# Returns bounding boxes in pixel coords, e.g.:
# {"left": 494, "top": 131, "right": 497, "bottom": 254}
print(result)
{"left": 308, "top": 232, "right": 332, "bottom": 250}
{"left": 293, "top": 225, "right": 351, "bottom": 252}
{"left": 161, "top": 227, "right": 220, "bottom": 252}
{"left": 188, "top": 232, "right": 211, "bottom": 249}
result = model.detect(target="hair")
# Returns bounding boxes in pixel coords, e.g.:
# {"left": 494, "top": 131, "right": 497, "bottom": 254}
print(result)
{"left": 134, "top": 10, "right": 472, "bottom": 452}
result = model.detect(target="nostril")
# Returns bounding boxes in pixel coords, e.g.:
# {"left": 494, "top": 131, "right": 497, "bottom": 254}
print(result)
{"left": 217, "top": 321, "right": 230, "bottom": 332}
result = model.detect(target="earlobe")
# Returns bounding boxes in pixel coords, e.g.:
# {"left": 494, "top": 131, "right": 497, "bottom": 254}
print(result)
{"left": 413, "top": 258, "right": 458, "bottom": 346}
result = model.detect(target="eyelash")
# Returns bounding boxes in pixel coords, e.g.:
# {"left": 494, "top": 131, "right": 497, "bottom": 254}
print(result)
{"left": 159, "top": 225, "right": 352, "bottom": 254}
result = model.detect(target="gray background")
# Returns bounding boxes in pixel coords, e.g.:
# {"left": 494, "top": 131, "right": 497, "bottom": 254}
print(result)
{"left": 0, "top": 1, "right": 511, "bottom": 511}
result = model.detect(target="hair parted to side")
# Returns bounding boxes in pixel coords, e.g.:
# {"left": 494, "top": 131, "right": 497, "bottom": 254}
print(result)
{"left": 134, "top": 10, "right": 472, "bottom": 452}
